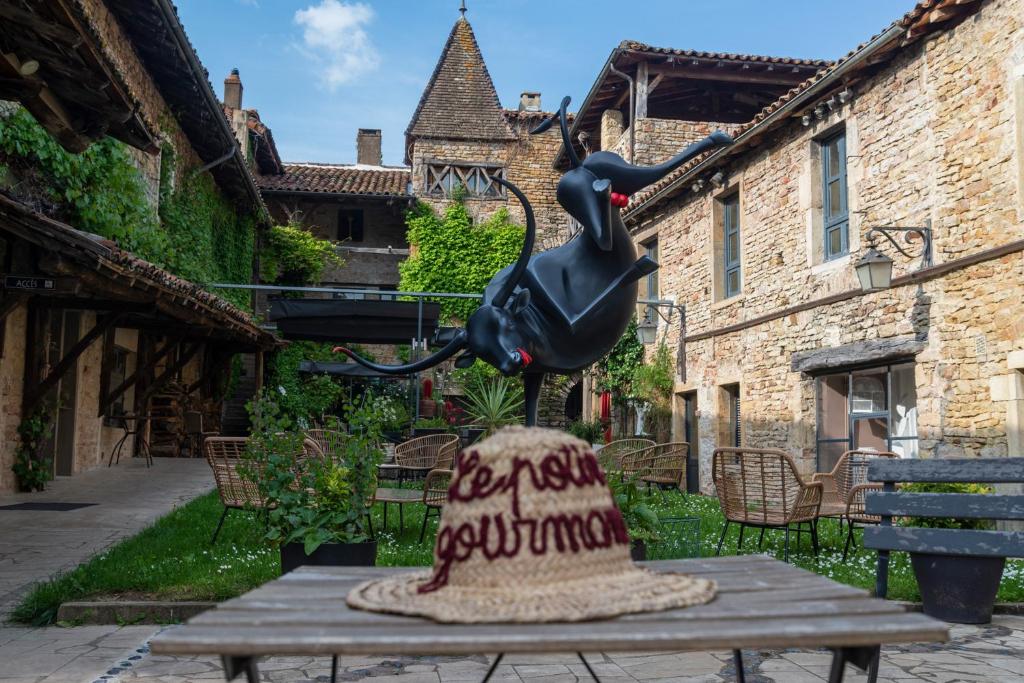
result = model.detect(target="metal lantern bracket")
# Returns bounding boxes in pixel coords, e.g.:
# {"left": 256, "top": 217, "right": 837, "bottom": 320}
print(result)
{"left": 866, "top": 220, "right": 933, "bottom": 269}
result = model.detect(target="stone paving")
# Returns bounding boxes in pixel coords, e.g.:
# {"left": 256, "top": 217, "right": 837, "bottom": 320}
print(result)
{"left": 0, "top": 458, "right": 213, "bottom": 619}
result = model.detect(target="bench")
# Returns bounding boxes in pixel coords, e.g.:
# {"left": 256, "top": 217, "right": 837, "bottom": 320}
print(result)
{"left": 863, "top": 457, "right": 1024, "bottom": 621}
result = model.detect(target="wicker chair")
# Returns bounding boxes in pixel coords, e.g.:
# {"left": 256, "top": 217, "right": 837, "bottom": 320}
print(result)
{"left": 712, "top": 447, "right": 823, "bottom": 561}
{"left": 418, "top": 468, "right": 453, "bottom": 543}
{"left": 631, "top": 442, "right": 689, "bottom": 492}
{"left": 393, "top": 434, "right": 460, "bottom": 482}
{"left": 434, "top": 438, "right": 460, "bottom": 471}
{"left": 205, "top": 437, "right": 268, "bottom": 544}
{"left": 599, "top": 438, "right": 656, "bottom": 471}
{"left": 811, "top": 450, "right": 898, "bottom": 520}
{"left": 305, "top": 429, "right": 348, "bottom": 465}
{"left": 842, "top": 482, "right": 886, "bottom": 561}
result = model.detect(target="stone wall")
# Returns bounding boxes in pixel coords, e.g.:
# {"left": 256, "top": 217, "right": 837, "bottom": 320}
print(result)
{"left": 0, "top": 305, "right": 27, "bottom": 493}
{"left": 627, "top": 0, "right": 1024, "bottom": 491}
{"left": 614, "top": 118, "right": 737, "bottom": 167}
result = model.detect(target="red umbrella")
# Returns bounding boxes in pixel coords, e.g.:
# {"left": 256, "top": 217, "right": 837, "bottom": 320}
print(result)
{"left": 600, "top": 390, "right": 612, "bottom": 444}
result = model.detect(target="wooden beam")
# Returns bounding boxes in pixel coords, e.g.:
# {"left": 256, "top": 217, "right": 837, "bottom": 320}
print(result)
{"left": 647, "top": 73, "right": 664, "bottom": 97}
{"left": 140, "top": 341, "right": 202, "bottom": 404}
{"left": 635, "top": 61, "right": 649, "bottom": 121}
{"left": 25, "top": 311, "right": 124, "bottom": 414}
{"left": 101, "top": 334, "right": 182, "bottom": 417}
{"left": 645, "top": 63, "right": 809, "bottom": 86}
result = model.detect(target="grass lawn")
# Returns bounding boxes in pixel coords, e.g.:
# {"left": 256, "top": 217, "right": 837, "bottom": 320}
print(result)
{"left": 12, "top": 486, "right": 1024, "bottom": 625}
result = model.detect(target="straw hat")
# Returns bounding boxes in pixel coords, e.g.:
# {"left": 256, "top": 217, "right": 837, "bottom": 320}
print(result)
{"left": 347, "top": 426, "right": 716, "bottom": 623}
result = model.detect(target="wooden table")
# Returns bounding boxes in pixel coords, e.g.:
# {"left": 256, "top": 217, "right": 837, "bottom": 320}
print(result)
{"left": 151, "top": 556, "right": 947, "bottom": 683}
{"left": 371, "top": 487, "right": 422, "bottom": 531}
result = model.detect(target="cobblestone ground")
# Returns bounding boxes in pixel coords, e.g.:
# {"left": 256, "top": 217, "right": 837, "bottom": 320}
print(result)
{"left": 2, "top": 615, "right": 1015, "bottom": 683}
{"left": 0, "top": 458, "right": 213, "bottom": 619}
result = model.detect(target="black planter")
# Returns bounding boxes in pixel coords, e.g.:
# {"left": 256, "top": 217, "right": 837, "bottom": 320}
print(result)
{"left": 413, "top": 427, "right": 450, "bottom": 437}
{"left": 910, "top": 552, "right": 1005, "bottom": 624}
{"left": 281, "top": 540, "right": 377, "bottom": 574}
{"left": 630, "top": 539, "right": 647, "bottom": 561}
{"left": 382, "top": 431, "right": 406, "bottom": 444}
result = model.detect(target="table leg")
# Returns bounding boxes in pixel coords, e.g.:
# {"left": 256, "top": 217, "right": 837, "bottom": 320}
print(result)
{"left": 827, "top": 645, "right": 880, "bottom": 683}
{"left": 221, "top": 655, "right": 258, "bottom": 682}
{"left": 399, "top": 502, "right": 404, "bottom": 531}
{"left": 481, "top": 653, "right": 504, "bottom": 682}
{"left": 108, "top": 431, "right": 129, "bottom": 467}
{"left": 576, "top": 652, "right": 603, "bottom": 681}
{"left": 331, "top": 654, "right": 339, "bottom": 683}
{"left": 732, "top": 650, "right": 746, "bottom": 683}
{"left": 383, "top": 502, "right": 388, "bottom": 529}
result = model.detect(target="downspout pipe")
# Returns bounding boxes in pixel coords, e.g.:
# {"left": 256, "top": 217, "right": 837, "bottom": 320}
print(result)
{"left": 195, "top": 146, "right": 237, "bottom": 175}
{"left": 608, "top": 59, "right": 635, "bottom": 164}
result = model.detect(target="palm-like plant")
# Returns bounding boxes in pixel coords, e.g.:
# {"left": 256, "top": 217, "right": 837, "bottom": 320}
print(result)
{"left": 463, "top": 376, "right": 525, "bottom": 436}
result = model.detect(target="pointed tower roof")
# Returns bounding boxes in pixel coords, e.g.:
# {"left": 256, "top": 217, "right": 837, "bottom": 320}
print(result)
{"left": 405, "top": 16, "right": 515, "bottom": 150}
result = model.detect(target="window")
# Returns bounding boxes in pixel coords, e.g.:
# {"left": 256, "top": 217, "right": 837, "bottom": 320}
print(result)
{"left": 723, "top": 194, "right": 741, "bottom": 297}
{"left": 681, "top": 391, "right": 699, "bottom": 493}
{"left": 425, "top": 163, "right": 506, "bottom": 198}
{"left": 815, "top": 362, "right": 918, "bottom": 472}
{"left": 642, "top": 239, "right": 658, "bottom": 323}
{"left": 103, "top": 344, "right": 135, "bottom": 426}
{"left": 821, "top": 131, "right": 849, "bottom": 260}
{"left": 337, "top": 210, "right": 364, "bottom": 242}
{"left": 723, "top": 383, "right": 741, "bottom": 447}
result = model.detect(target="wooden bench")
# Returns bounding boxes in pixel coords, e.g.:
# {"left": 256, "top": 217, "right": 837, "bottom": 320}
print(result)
{"left": 864, "top": 457, "right": 1024, "bottom": 618}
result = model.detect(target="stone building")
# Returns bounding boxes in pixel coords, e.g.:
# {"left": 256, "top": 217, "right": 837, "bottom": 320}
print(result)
{"left": 601, "top": 0, "right": 1022, "bottom": 491}
{"left": 0, "top": 0, "right": 275, "bottom": 493}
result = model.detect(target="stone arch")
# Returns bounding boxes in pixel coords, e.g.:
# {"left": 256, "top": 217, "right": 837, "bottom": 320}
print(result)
{"left": 535, "top": 373, "right": 583, "bottom": 430}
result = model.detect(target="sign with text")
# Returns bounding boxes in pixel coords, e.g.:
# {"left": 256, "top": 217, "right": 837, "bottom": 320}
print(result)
{"left": 4, "top": 275, "right": 57, "bottom": 291}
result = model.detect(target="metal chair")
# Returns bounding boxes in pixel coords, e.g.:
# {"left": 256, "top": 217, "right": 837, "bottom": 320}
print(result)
{"left": 712, "top": 447, "right": 823, "bottom": 562}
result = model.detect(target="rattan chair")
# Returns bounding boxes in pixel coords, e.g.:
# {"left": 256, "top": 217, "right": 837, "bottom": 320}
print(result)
{"left": 393, "top": 434, "right": 460, "bottom": 482}
{"left": 205, "top": 437, "right": 268, "bottom": 544}
{"left": 811, "top": 450, "right": 897, "bottom": 520}
{"left": 434, "top": 438, "right": 460, "bottom": 471}
{"left": 633, "top": 442, "right": 689, "bottom": 492}
{"left": 305, "top": 429, "right": 348, "bottom": 465}
{"left": 712, "top": 447, "right": 823, "bottom": 561}
{"left": 418, "top": 468, "right": 453, "bottom": 543}
{"left": 842, "top": 482, "right": 886, "bottom": 560}
{"left": 599, "top": 438, "right": 656, "bottom": 471}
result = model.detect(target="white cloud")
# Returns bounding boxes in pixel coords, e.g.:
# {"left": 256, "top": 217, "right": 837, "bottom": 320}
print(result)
{"left": 294, "top": 1, "right": 379, "bottom": 90}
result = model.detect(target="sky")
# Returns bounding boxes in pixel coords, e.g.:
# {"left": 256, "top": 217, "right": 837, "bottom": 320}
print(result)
{"left": 176, "top": 0, "right": 920, "bottom": 167}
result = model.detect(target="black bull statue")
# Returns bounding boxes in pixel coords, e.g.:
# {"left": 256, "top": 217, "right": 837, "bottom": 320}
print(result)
{"left": 337, "top": 96, "right": 733, "bottom": 426}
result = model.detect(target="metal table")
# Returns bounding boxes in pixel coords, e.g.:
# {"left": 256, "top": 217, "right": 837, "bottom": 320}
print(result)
{"left": 371, "top": 487, "right": 422, "bottom": 531}
{"left": 106, "top": 414, "right": 155, "bottom": 468}
{"left": 150, "top": 556, "right": 948, "bottom": 683}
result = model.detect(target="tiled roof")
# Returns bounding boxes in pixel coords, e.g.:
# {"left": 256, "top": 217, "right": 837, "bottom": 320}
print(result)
{"left": 617, "top": 41, "right": 831, "bottom": 68}
{"left": 258, "top": 163, "right": 411, "bottom": 198}
{"left": 405, "top": 17, "right": 515, "bottom": 146}
{"left": 626, "top": 0, "right": 984, "bottom": 217}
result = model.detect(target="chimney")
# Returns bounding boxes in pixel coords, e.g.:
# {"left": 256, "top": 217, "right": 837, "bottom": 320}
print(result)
{"left": 356, "top": 128, "right": 382, "bottom": 166}
{"left": 519, "top": 91, "right": 541, "bottom": 112}
{"left": 224, "top": 68, "right": 243, "bottom": 110}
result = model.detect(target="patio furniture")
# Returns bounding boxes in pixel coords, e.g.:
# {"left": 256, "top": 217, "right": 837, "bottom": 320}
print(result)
{"left": 304, "top": 429, "right": 348, "bottom": 465}
{"left": 107, "top": 413, "right": 154, "bottom": 468}
{"left": 185, "top": 410, "right": 219, "bottom": 459}
{"left": 599, "top": 437, "right": 655, "bottom": 470}
{"left": 205, "top": 437, "right": 268, "bottom": 544}
{"left": 812, "top": 450, "right": 897, "bottom": 520}
{"left": 624, "top": 442, "right": 689, "bottom": 492}
{"left": 393, "top": 433, "right": 460, "bottom": 483}
{"left": 842, "top": 482, "right": 884, "bottom": 560}
{"left": 712, "top": 447, "right": 824, "bottom": 561}
{"left": 418, "top": 468, "right": 453, "bottom": 543}
{"left": 372, "top": 487, "right": 422, "bottom": 532}
{"left": 434, "top": 438, "right": 460, "bottom": 470}
{"left": 865, "top": 457, "right": 1024, "bottom": 607}
{"left": 151, "top": 556, "right": 948, "bottom": 683}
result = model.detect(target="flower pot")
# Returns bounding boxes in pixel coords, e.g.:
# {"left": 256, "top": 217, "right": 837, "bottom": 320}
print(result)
{"left": 419, "top": 400, "right": 438, "bottom": 418}
{"left": 281, "top": 540, "right": 377, "bottom": 574}
{"left": 630, "top": 539, "right": 647, "bottom": 562}
{"left": 910, "top": 552, "right": 1005, "bottom": 624}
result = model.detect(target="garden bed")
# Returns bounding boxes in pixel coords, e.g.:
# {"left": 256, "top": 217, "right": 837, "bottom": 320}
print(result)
{"left": 13, "top": 488, "right": 1024, "bottom": 626}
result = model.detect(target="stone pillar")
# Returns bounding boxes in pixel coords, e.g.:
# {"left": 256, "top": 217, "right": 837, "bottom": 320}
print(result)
{"left": 600, "top": 110, "right": 624, "bottom": 152}
{"left": 988, "top": 349, "right": 1024, "bottom": 530}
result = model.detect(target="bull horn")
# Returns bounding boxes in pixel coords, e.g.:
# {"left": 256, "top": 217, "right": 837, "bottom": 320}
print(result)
{"left": 490, "top": 177, "right": 536, "bottom": 307}
{"left": 334, "top": 332, "right": 467, "bottom": 375}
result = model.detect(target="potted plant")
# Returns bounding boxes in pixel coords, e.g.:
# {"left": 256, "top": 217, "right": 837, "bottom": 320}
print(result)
{"left": 567, "top": 419, "right": 605, "bottom": 448}
{"left": 463, "top": 376, "right": 524, "bottom": 436}
{"left": 901, "top": 482, "right": 1002, "bottom": 624}
{"left": 246, "top": 395, "right": 383, "bottom": 573}
{"left": 604, "top": 466, "right": 660, "bottom": 561}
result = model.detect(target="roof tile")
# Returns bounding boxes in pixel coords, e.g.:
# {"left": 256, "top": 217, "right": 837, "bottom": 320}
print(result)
{"left": 258, "top": 164, "right": 411, "bottom": 198}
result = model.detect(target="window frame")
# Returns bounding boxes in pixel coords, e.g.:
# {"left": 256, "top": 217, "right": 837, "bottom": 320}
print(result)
{"left": 723, "top": 383, "right": 741, "bottom": 448}
{"left": 642, "top": 238, "right": 659, "bottom": 323}
{"left": 821, "top": 130, "right": 849, "bottom": 261}
{"left": 424, "top": 162, "right": 507, "bottom": 199}
{"left": 337, "top": 209, "right": 365, "bottom": 243}
{"left": 722, "top": 193, "right": 742, "bottom": 298}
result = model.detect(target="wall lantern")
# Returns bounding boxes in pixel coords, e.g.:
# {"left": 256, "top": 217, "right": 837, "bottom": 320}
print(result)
{"left": 855, "top": 220, "right": 933, "bottom": 292}
{"left": 636, "top": 316, "right": 658, "bottom": 344}
{"left": 635, "top": 299, "right": 685, "bottom": 345}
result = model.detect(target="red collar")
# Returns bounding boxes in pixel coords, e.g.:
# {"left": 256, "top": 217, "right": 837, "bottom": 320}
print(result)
{"left": 610, "top": 192, "right": 630, "bottom": 208}
{"left": 517, "top": 347, "right": 533, "bottom": 367}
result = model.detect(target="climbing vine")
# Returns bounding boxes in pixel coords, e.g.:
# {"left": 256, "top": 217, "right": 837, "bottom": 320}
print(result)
{"left": 260, "top": 222, "right": 342, "bottom": 286}
{"left": 398, "top": 199, "right": 524, "bottom": 321}
{"left": 595, "top": 317, "right": 645, "bottom": 405}
{"left": 12, "top": 406, "right": 57, "bottom": 492}
{"left": 0, "top": 107, "right": 256, "bottom": 310}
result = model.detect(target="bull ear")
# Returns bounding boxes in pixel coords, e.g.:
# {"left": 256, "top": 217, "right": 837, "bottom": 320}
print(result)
{"left": 509, "top": 289, "right": 530, "bottom": 314}
{"left": 454, "top": 353, "right": 477, "bottom": 369}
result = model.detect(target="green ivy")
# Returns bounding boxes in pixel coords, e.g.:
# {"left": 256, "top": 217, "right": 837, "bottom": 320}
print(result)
{"left": 0, "top": 108, "right": 255, "bottom": 310}
{"left": 260, "top": 222, "right": 342, "bottom": 286}
{"left": 12, "top": 406, "right": 56, "bottom": 492}
{"left": 399, "top": 200, "right": 524, "bottom": 321}
{"left": 595, "top": 317, "right": 645, "bottom": 404}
